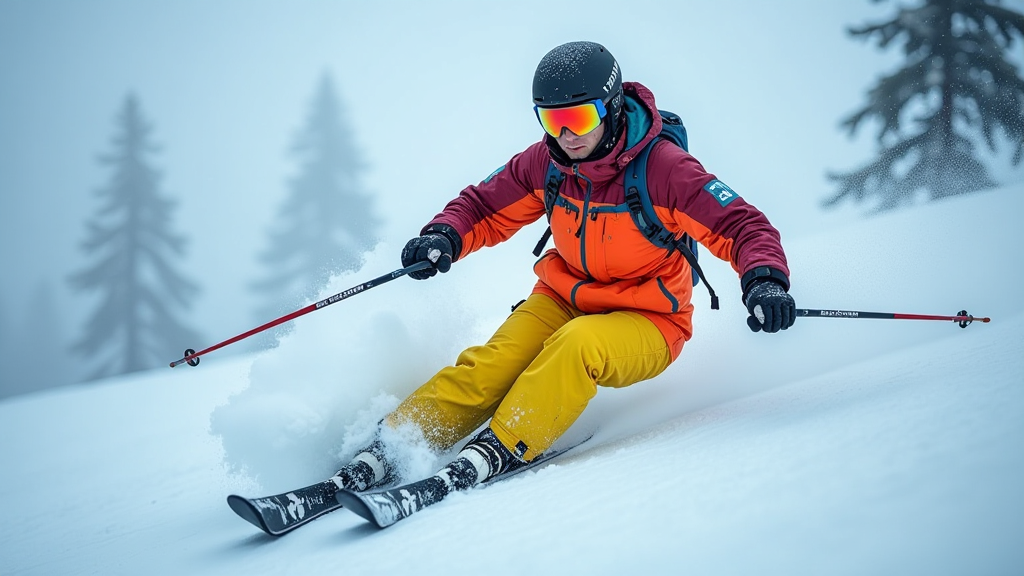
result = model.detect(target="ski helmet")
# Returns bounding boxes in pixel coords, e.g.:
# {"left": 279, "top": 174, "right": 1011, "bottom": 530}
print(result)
{"left": 532, "top": 41, "right": 624, "bottom": 155}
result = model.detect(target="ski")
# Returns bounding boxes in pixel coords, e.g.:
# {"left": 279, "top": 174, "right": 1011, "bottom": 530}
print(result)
{"left": 335, "top": 434, "right": 593, "bottom": 529}
{"left": 227, "top": 479, "right": 342, "bottom": 536}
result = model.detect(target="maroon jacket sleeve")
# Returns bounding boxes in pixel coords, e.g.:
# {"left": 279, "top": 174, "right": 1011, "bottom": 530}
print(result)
{"left": 646, "top": 141, "right": 791, "bottom": 291}
{"left": 423, "top": 142, "right": 549, "bottom": 261}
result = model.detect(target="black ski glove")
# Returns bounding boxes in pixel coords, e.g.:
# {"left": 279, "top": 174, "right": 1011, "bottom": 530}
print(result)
{"left": 743, "top": 279, "right": 796, "bottom": 333}
{"left": 401, "top": 233, "right": 453, "bottom": 280}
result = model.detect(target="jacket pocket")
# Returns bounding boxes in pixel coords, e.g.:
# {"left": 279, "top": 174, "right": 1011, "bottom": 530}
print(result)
{"left": 655, "top": 278, "right": 679, "bottom": 313}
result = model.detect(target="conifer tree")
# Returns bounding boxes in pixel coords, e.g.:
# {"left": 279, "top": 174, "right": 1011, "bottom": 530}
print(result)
{"left": 69, "top": 94, "right": 202, "bottom": 379}
{"left": 1, "top": 280, "right": 76, "bottom": 397}
{"left": 0, "top": 300, "right": 10, "bottom": 397}
{"left": 251, "top": 73, "right": 380, "bottom": 334}
{"left": 826, "top": 0, "right": 1024, "bottom": 211}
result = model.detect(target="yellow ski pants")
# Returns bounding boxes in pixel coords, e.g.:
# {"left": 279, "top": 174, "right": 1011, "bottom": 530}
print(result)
{"left": 386, "top": 293, "right": 673, "bottom": 461}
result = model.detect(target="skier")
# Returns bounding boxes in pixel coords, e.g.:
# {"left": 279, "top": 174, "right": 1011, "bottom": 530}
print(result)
{"left": 332, "top": 41, "right": 795, "bottom": 496}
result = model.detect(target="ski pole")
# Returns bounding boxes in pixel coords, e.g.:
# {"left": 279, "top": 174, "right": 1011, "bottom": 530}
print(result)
{"left": 169, "top": 260, "right": 434, "bottom": 368}
{"left": 796, "top": 308, "right": 990, "bottom": 328}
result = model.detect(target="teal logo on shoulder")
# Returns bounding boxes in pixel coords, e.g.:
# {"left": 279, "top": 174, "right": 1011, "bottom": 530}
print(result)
{"left": 483, "top": 164, "right": 506, "bottom": 184}
{"left": 704, "top": 179, "right": 739, "bottom": 207}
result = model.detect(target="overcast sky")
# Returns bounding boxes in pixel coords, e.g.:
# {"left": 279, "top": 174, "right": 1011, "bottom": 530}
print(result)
{"left": 2, "top": 0, "right": 1022, "bottom": 386}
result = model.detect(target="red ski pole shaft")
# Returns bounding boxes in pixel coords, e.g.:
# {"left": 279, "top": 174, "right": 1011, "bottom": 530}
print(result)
{"left": 169, "top": 261, "right": 433, "bottom": 368}
{"left": 797, "top": 308, "right": 990, "bottom": 327}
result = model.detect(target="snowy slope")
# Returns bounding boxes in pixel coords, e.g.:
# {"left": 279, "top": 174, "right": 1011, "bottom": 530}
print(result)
{"left": 2, "top": 185, "right": 1022, "bottom": 576}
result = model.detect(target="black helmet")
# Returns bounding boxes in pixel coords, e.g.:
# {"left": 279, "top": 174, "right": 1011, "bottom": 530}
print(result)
{"left": 533, "top": 41, "right": 621, "bottom": 108}
{"left": 533, "top": 41, "right": 624, "bottom": 158}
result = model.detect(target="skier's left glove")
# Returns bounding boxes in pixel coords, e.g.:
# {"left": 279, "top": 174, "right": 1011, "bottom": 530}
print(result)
{"left": 743, "top": 278, "right": 796, "bottom": 333}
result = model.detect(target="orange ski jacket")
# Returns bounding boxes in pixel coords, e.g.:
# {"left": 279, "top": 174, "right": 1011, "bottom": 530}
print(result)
{"left": 424, "top": 82, "right": 790, "bottom": 359}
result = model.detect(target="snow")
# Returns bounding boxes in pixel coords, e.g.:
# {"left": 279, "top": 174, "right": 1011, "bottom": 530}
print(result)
{"left": 2, "top": 182, "right": 1022, "bottom": 575}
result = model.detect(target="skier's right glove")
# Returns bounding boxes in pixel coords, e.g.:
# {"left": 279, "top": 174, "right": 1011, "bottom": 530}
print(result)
{"left": 401, "top": 233, "right": 454, "bottom": 280}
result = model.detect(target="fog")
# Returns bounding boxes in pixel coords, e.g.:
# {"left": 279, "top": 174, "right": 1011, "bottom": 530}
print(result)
{"left": 1, "top": 0, "right": 1022, "bottom": 394}
{"left": 1, "top": 183, "right": 1021, "bottom": 575}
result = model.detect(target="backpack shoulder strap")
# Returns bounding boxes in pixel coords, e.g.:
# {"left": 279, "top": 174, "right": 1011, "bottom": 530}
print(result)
{"left": 542, "top": 162, "right": 564, "bottom": 219}
{"left": 624, "top": 133, "right": 720, "bottom": 309}
{"left": 532, "top": 162, "right": 565, "bottom": 256}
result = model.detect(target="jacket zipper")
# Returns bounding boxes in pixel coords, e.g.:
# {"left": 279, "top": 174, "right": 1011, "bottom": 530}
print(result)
{"left": 573, "top": 164, "right": 594, "bottom": 277}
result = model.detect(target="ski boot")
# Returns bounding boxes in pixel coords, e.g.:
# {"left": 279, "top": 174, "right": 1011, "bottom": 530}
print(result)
{"left": 330, "top": 438, "right": 397, "bottom": 492}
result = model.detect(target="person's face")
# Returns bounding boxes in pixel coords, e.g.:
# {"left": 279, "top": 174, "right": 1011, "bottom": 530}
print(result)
{"left": 556, "top": 121, "right": 606, "bottom": 160}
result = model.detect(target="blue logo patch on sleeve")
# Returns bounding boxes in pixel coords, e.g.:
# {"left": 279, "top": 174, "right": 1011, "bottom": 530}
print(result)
{"left": 483, "top": 164, "right": 506, "bottom": 184}
{"left": 704, "top": 179, "right": 740, "bottom": 207}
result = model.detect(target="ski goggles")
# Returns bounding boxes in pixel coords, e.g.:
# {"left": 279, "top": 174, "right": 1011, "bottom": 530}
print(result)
{"left": 534, "top": 99, "right": 608, "bottom": 138}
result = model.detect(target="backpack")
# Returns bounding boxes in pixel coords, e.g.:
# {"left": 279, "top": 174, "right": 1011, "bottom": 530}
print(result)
{"left": 532, "top": 110, "right": 720, "bottom": 310}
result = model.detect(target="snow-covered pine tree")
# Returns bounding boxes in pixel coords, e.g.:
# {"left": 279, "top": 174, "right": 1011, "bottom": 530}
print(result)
{"left": 826, "top": 0, "right": 1024, "bottom": 211}
{"left": 250, "top": 73, "right": 380, "bottom": 343}
{"left": 69, "top": 94, "right": 202, "bottom": 380}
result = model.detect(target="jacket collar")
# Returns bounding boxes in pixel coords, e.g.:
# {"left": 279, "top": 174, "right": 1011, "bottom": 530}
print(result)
{"left": 545, "top": 81, "right": 661, "bottom": 186}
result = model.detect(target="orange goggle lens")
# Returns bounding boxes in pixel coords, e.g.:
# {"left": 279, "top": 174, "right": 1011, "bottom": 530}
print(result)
{"left": 534, "top": 99, "right": 608, "bottom": 138}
